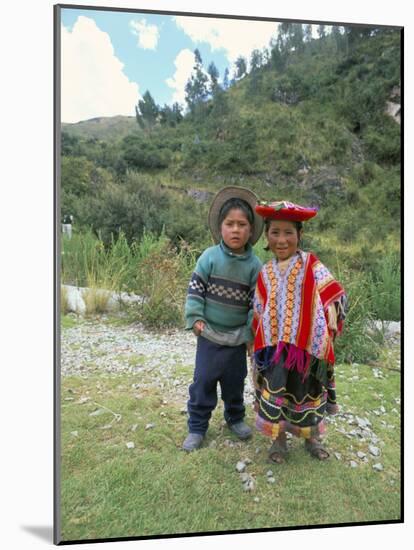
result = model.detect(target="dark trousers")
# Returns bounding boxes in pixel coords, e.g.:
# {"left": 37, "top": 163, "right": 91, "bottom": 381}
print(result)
{"left": 187, "top": 336, "right": 247, "bottom": 435}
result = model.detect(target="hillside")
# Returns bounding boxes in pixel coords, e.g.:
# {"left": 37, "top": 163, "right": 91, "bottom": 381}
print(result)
{"left": 62, "top": 115, "right": 139, "bottom": 140}
{"left": 60, "top": 27, "right": 401, "bottom": 275}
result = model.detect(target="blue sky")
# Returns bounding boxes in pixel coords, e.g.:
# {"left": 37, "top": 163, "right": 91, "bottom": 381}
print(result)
{"left": 60, "top": 6, "right": 285, "bottom": 123}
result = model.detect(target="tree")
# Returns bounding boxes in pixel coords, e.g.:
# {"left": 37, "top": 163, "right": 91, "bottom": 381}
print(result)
{"left": 235, "top": 56, "right": 247, "bottom": 79}
{"left": 223, "top": 67, "right": 230, "bottom": 90}
{"left": 159, "top": 102, "right": 183, "bottom": 127}
{"left": 250, "top": 49, "right": 263, "bottom": 72}
{"left": 317, "top": 25, "right": 326, "bottom": 39}
{"left": 291, "top": 23, "right": 305, "bottom": 52}
{"left": 135, "top": 90, "right": 159, "bottom": 133}
{"left": 332, "top": 25, "right": 345, "bottom": 53}
{"left": 207, "top": 61, "right": 220, "bottom": 97}
{"left": 185, "top": 49, "right": 209, "bottom": 116}
{"left": 304, "top": 24, "right": 313, "bottom": 43}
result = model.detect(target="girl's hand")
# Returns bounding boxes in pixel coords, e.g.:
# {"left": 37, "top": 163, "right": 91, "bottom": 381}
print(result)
{"left": 193, "top": 320, "right": 205, "bottom": 336}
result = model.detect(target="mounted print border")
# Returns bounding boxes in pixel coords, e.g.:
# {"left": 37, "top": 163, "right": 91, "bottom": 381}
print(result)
{"left": 54, "top": 3, "right": 403, "bottom": 545}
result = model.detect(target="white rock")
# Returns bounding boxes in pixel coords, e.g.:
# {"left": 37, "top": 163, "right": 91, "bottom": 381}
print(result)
{"left": 350, "top": 461, "right": 358, "bottom": 468}
{"left": 236, "top": 461, "right": 246, "bottom": 473}
{"left": 70, "top": 431, "right": 78, "bottom": 437}
{"left": 89, "top": 408, "right": 106, "bottom": 417}
{"left": 369, "top": 445, "right": 380, "bottom": 457}
{"left": 267, "top": 477, "right": 276, "bottom": 483}
{"left": 243, "top": 477, "right": 255, "bottom": 492}
{"left": 131, "top": 424, "right": 138, "bottom": 432}
{"left": 126, "top": 441, "right": 135, "bottom": 449}
{"left": 266, "top": 470, "right": 274, "bottom": 477}
{"left": 373, "top": 463, "right": 384, "bottom": 471}
{"left": 334, "top": 452, "right": 342, "bottom": 460}
{"left": 145, "top": 423, "right": 155, "bottom": 430}
{"left": 357, "top": 451, "right": 366, "bottom": 459}
{"left": 253, "top": 497, "right": 260, "bottom": 503}
{"left": 64, "top": 285, "right": 86, "bottom": 315}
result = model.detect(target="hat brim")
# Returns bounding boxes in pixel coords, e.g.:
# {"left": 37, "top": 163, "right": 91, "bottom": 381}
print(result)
{"left": 255, "top": 204, "right": 318, "bottom": 222}
{"left": 208, "top": 186, "right": 264, "bottom": 245}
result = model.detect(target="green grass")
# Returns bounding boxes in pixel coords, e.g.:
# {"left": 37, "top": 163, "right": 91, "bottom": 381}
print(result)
{"left": 60, "top": 357, "right": 401, "bottom": 542}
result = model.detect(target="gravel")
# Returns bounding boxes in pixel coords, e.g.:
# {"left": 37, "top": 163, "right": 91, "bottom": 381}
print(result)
{"left": 61, "top": 316, "right": 256, "bottom": 404}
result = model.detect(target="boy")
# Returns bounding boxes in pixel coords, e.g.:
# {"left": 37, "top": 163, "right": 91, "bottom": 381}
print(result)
{"left": 182, "top": 186, "right": 263, "bottom": 451}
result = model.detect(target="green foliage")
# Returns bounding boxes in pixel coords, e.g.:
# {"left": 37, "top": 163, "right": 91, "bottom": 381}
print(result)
{"left": 122, "top": 134, "right": 171, "bottom": 169}
{"left": 367, "top": 252, "right": 401, "bottom": 321}
{"left": 333, "top": 266, "right": 381, "bottom": 364}
{"left": 135, "top": 90, "right": 159, "bottom": 133}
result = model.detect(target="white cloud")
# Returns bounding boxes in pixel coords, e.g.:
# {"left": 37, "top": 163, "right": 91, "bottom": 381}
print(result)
{"left": 174, "top": 15, "right": 278, "bottom": 64}
{"left": 61, "top": 16, "right": 140, "bottom": 123}
{"left": 129, "top": 18, "right": 160, "bottom": 50}
{"left": 165, "top": 48, "right": 195, "bottom": 107}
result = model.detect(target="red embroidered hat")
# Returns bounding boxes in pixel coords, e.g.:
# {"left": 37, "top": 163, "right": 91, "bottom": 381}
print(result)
{"left": 255, "top": 200, "right": 318, "bottom": 222}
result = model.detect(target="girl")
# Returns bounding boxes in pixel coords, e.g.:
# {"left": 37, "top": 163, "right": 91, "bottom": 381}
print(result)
{"left": 252, "top": 200, "right": 346, "bottom": 463}
{"left": 182, "top": 186, "right": 263, "bottom": 452}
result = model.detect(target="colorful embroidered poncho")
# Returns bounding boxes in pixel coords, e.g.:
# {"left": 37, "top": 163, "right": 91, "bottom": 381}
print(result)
{"left": 253, "top": 251, "right": 346, "bottom": 377}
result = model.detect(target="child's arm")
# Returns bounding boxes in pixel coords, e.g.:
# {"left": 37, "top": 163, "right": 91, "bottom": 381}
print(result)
{"left": 184, "top": 251, "right": 211, "bottom": 331}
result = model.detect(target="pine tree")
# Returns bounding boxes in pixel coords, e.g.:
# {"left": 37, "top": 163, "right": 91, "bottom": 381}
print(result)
{"left": 135, "top": 90, "right": 159, "bottom": 133}
{"left": 250, "top": 49, "right": 263, "bottom": 72}
{"left": 185, "top": 49, "right": 209, "bottom": 116}
{"left": 207, "top": 61, "right": 220, "bottom": 97}
{"left": 223, "top": 67, "right": 230, "bottom": 90}
{"left": 235, "top": 56, "right": 247, "bottom": 79}
{"left": 304, "top": 24, "right": 313, "bottom": 43}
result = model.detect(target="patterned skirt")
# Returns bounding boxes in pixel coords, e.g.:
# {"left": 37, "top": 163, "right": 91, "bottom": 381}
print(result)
{"left": 253, "top": 347, "right": 338, "bottom": 440}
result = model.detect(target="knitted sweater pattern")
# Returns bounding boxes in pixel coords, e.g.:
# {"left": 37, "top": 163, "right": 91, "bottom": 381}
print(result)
{"left": 185, "top": 241, "right": 262, "bottom": 340}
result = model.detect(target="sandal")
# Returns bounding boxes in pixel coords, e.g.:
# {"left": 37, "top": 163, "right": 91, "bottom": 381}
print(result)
{"left": 305, "top": 438, "right": 330, "bottom": 460}
{"left": 268, "top": 438, "right": 288, "bottom": 464}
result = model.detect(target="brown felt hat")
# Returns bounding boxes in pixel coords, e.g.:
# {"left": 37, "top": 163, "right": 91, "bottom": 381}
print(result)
{"left": 208, "top": 186, "right": 264, "bottom": 245}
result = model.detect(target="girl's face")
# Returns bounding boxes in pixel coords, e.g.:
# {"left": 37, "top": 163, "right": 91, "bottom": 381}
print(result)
{"left": 266, "top": 219, "right": 302, "bottom": 261}
{"left": 220, "top": 208, "right": 252, "bottom": 254}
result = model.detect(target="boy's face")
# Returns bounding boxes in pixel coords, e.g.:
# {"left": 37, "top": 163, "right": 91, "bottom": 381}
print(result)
{"left": 220, "top": 208, "right": 252, "bottom": 254}
{"left": 265, "top": 219, "right": 302, "bottom": 261}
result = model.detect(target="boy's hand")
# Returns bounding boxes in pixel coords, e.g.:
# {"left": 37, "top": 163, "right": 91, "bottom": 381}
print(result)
{"left": 247, "top": 341, "right": 254, "bottom": 358}
{"left": 193, "top": 320, "right": 205, "bottom": 336}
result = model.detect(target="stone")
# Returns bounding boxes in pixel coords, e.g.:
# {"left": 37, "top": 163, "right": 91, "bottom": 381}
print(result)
{"left": 334, "top": 452, "right": 342, "bottom": 460}
{"left": 266, "top": 470, "right": 274, "bottom": 477}
{"left": 373, "top": 463, "right": 384, "bottom": 472}
{"left": 242, "top": 475, "right": 256, "bottom": 492}
{"left": 126, "top": 441, "right": 135, "bottom": 449}
{"left": 89, "top": 408, "right": 106, "bottom": 416}
{"left": 357, "top": 451, "right": 366, "bottom": 459}
{"left": 267, "top": 477, "right": 276, "bottom": 484}
{"left": 369, "top": 445, "right": 380, "bottom": 457}
{"left": 145, "top": 423, "right": 155, "bottom": 430}
{"left": 70, "top": 431, "right": 79, "bottom": 437}
{"left": 350, "top": 461, "right": 358, "bottom": 468}
{"left": 236, "top": 461, "right": 246, "bottom": 473}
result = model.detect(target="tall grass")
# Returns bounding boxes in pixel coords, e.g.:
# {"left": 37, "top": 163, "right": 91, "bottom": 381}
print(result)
{"left": 61, "top": 229, "right": 197, "bottom": 325}
{"left": 61, "top": 229, "right": 140, "bottom": 292}
{"left": 367, "top": 251, "right": 400, "bottom": 321}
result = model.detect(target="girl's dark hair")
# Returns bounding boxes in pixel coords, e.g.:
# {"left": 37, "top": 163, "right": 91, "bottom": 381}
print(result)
{"left": 218, "top": 198, "right": 254, "bottom": 226}
{"left": 263, "top": 219, "right": 304, "bottom": 251}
